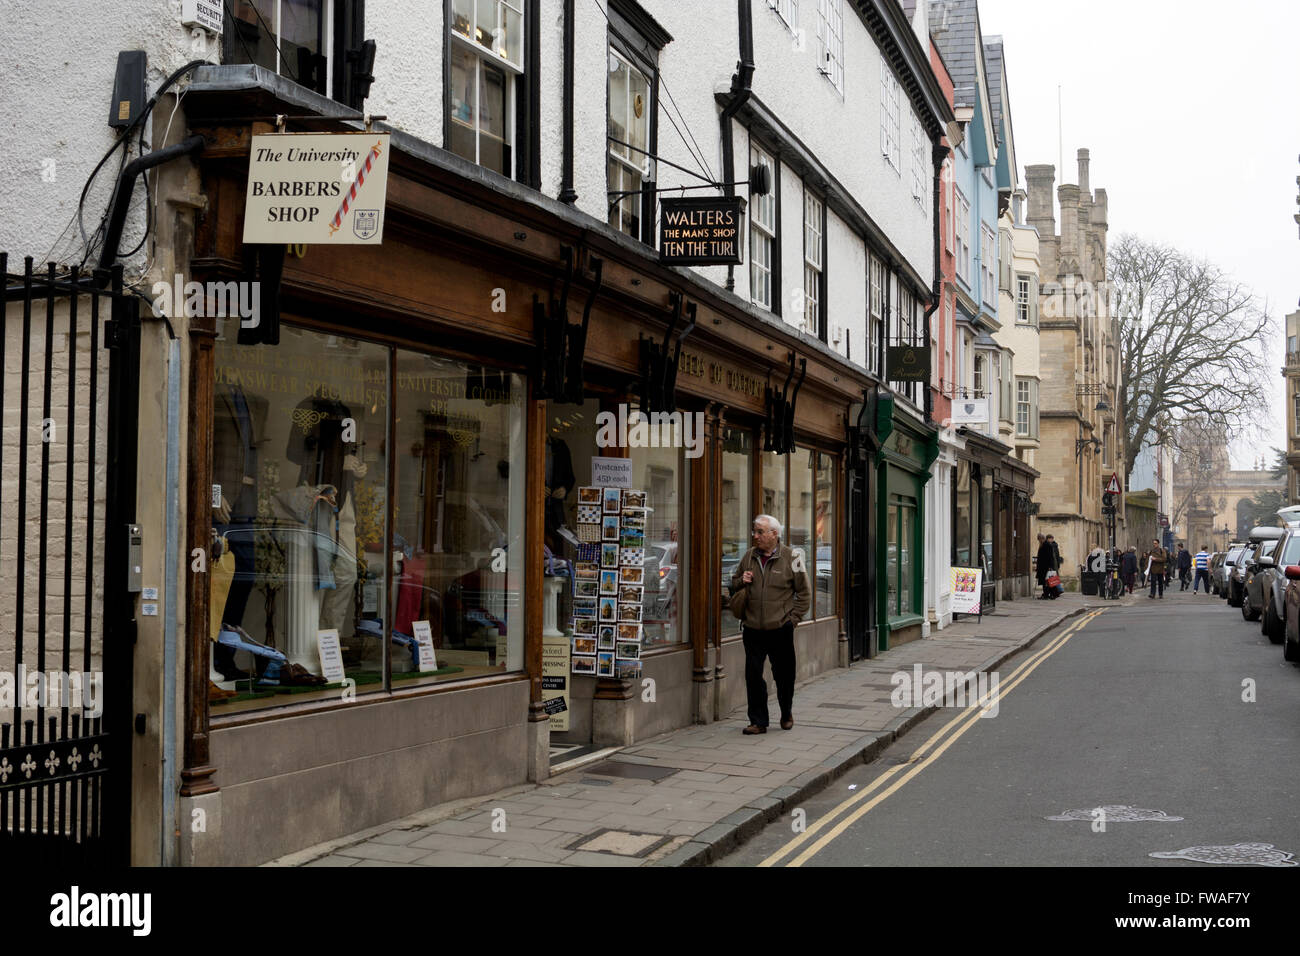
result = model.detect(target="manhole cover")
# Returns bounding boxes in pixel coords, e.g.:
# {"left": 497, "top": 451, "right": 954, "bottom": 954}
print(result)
{"left": 1046, "top": 805, "right": 1184, "bottom": 823}
{"left": 586, "top": 759, "right": 678, "bottom": 781}
{"left": 567, "top": 828, "right": 673, "bottom": 857}
{"left": 1149, "top": 843, "right": 1297, "bottom": 866}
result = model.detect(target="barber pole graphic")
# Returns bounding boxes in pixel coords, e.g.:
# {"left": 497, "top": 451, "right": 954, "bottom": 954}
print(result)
{"left": 329, "top": 140, "right": 384, "bottom": 236}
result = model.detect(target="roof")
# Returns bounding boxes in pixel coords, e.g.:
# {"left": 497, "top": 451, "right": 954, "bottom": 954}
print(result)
{"left": 901, "top": 0, "right": 918, "bottom": 17}
{"left": 928, "top": 0, "right": 978, "bottom": 108}
{"left": 983, "top": 38, "right": 1003, "bottom": 138}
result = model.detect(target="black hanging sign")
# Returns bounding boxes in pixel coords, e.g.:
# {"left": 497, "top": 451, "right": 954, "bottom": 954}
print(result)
{"left": 886, "top": 345, "right": 931, "bottom": 382}
{"left": 659, "top": 198, "right": 743, "bottom": 266}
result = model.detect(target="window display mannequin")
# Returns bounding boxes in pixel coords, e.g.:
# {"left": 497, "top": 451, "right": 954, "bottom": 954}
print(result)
{"left": 544, "top": 435, "right": 575, "bottom": 549}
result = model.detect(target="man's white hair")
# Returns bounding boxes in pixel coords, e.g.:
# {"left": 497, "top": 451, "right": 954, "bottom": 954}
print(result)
{"left": 754, "top": 514, "right": 783, "bottom": 538}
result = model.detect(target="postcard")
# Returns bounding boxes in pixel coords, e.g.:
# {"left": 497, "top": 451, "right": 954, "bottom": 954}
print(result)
{"left": 601, "top": 543, "right": 620, "bottom": 567}
{"left": 603, "top": 488, "right": 622, "bottom": 513}
{"left": 573, "top": 579, "right": 598, "bottom": 598}
{"left": 573, "top": 636, "right": 598, "bottom": 655}
{"left": 618, "top": 603, "right": 642, "bottom": 623}
{"left": 617, "top": 623, "right": 641, "bottom": 642}
{"left": 602, "top": 516, "right": 620, "bottom": 540}
{"left": 596, "top": 652, "right": 615, "bottom": 677}
{"left": 600, "top": 569, "right": 619, "bottom": 594}
{"left": 619, "top": 566, "right": 644, "bottom": 584}
{"left": 599, "top": 597, "right": 618, "bottom": 622}
{"left": 573, "top": 619, "right": 597, "bottom": 636}
{"left": 571, "top": 656, "right": 596, "bottom": 675}
{"left": 622, "top": 490, "right": 646, "bottom": 509}
{"left": 615, "top": 641, "right": 641, "bottom": 659}
{"left": 578, "top": 487, "right": 603, "bottom": 504}
{"left": 618, "top": 585, "right": 643, "bottom": 604}
{"left": 615, "top": 660, "right": 642, "bottom": 680}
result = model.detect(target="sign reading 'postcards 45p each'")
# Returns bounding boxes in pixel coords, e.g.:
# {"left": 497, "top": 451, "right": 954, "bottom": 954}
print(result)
{"left": 243, "top": 132, "right": 390, "bottom": 244}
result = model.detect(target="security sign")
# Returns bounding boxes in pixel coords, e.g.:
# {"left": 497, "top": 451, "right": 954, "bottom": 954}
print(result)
{"left": 243, "top": 132, "right": 390, "bottom": 245}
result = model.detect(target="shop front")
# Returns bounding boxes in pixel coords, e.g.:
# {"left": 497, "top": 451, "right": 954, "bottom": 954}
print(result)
{"left": 874, "top": 403, "right": 938, "bottom": 652}
{"left": 175, "top": 83, "right": 861, "bottom": 865}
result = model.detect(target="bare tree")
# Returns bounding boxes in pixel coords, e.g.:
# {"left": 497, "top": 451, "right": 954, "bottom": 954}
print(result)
{"left": 1109, "top": 234, "right": 1275, "bottom": 488}
{"left": 1169, "top": 419, "right": 1227, "bottom": 533}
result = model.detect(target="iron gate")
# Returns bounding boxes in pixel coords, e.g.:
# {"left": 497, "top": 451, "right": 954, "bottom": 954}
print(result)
{"left": 0, "top": 255, "right": 138, "bottom": 865}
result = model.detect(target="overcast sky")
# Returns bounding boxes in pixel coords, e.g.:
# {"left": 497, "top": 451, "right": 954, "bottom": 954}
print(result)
{"left": 976, "top": 0, "right": 1296, "bottom": 470}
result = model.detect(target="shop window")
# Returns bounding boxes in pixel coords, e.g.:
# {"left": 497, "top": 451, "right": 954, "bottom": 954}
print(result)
{"left": 803, "top": 190, "right": 824, "bottom": 337}
{"left": 815, "top": 451, "right": 836, "bottom": 618}
{"left": 448, "top": 0, "right": 525, "bottom": 179}
{"left": 721, "top": 426, "right": 754, "bottom": 638}
{"left": 954, "top": 459, "right": 971, "bottom": 566}
{"left": 750, "top": 143, "right": 777, "bottom": 310}
{"left": 628, "top": 427, "right": 688, "bottom": 648}
{"left": 887, "top": 496, "right": 916, "bottom": 618}
{"left": 980, "top": 469, "right": 994, "bottom": 576}
{"left": 761, "top": 450, "right": 787, "bottom": 530}
{"left": 607, "top": 1, "right": 664, "bottom": 243}
{"left": 209, "top": 323, "right": 391, "bottom": 711}
{"left": 789, "top": 448, "right": 815, "bottom": 612}
{"left": 391, "top": 352, "right": 527, "bottom": 686}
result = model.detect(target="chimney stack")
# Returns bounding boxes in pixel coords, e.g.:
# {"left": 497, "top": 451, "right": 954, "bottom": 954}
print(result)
{"left": 1077, "top": 147, "right": 1090, "bottom": 197}
{"left": 1025, "top": 164, "right": 1056, "bottom": 237}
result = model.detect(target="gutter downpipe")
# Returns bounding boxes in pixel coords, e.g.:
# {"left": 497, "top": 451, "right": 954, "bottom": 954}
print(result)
{"left": 924, "top": 142, "right": 947, "bottom": 427}
{"left": 720, "top": 0, "right": 754, "bottom": 292}
{"left": 558, "top": 0, "right": 577, "bottom": 204}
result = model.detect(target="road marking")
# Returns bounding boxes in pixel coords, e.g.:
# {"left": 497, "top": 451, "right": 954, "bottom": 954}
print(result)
{"left": 758, "top": 609, "right": 1105, "bottom": 867}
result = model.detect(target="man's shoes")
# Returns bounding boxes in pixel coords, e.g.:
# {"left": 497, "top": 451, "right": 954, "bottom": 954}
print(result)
{"left": 742, "top": 724, "right": 767, "bottom": 735}
{"left": 780, "top": 716, "right": 794, "bottom": 730}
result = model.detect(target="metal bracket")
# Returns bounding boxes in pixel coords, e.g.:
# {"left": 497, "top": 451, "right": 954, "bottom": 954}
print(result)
{"left": 637, "top": 291, "right": 696, "bottom": 414}
{"left": 763, "top": 351, "right": 807, "bottom": 455}
{"left": 535, "top": 245, "right": 603, "bottom": 403}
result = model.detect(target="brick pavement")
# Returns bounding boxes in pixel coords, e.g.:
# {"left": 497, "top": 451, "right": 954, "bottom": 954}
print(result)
{"left": 274, "top": 591, "right": 1129, "bottom": 868}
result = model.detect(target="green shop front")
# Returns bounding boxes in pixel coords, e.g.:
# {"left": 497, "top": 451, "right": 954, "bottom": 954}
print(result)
{"left": 875, "top": 404, "right": 938, "bottom": 652}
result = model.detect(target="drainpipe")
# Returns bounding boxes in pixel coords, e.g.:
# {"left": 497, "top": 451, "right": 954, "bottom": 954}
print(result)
{"left": 558, "top": 0, "right": 577, "bottom": 204}
{"left": 924, "top": 142, "right": 947, "bottom": 427}
{"left": 97, "top": 135, "right": 206, "bottom": 277}
{"left": 720, "top": 0, "right": 754, "bottom": 292}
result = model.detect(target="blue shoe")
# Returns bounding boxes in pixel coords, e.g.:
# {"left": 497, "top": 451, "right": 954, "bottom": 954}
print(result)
{"left": 218, "top": 625, "right": 288, "bottom": 663}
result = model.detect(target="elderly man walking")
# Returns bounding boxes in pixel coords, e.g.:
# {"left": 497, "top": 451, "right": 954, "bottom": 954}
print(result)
{"left": 729, "top": 514, "right": 810, "bottom": 735}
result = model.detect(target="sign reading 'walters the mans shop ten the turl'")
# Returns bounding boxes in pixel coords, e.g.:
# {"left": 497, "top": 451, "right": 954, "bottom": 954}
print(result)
{"left": 659, "top": 197, "right": 743, "bottom": 266}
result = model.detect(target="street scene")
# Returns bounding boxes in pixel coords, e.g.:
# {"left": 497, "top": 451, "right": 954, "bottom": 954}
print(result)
{"left": 1, "top": 0, "right": 1297, "bottom": 933}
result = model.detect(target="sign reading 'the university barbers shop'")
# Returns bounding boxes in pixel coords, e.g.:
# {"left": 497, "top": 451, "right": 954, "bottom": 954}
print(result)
{"left": 243, "top": 132, "right": 390, "bottom": 245}
{"left": 659, "top": 197, "right": 743, "bottom": 266}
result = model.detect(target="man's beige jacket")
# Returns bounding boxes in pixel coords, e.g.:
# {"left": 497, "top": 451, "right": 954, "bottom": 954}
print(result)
{"left": 728, "top": 545, "right": 811, "bottom": 630}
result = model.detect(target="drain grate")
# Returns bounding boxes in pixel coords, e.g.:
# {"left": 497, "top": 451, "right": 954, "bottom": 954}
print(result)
{"left": 586, "top": 759, "right": 679, "bottom": 781}
{"left": 819, "top": 702, "right": 866, "bottom": 710}
{"left": 1149, "top": 843, "right": 1297, "bottom": 867}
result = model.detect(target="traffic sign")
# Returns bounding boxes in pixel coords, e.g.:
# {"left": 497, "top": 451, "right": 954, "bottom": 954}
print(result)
{"left": 1105, "top": 472, "right": 1121, "bottom": 495}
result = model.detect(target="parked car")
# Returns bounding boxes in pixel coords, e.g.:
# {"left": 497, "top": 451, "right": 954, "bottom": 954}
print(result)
{"left": 1240, "top": 529, "right": 1284, "bottom": 622}
{"left": 1215, "top": 545, "right": 1245, "bottom": 598}
{"left": 1283, "top": 563, "right": 1300, "bottom": 662}
{"left": 1228, "top": 530, "right": 1282, "bottom": 608}
{"left": 1259, "top": 525, "right": 1300, "bottom": 642}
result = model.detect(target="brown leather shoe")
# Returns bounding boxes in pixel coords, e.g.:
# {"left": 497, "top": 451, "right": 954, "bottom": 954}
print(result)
{"left": 780, "top": 716, "right": 794, "bottom": 730}
{"left": 742, "top": 724, "right": 767, "bottom": 735}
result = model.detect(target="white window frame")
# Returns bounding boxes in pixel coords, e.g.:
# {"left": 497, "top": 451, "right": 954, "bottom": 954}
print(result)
{"left": 771, "top": 0, "right": 799, "bottom": 30}
{"left": 1016, "top": 378, "right": 1031, "bottom": 437}
{"left": 816, "top": 0, "right": 844, "bottom": 93}
{"left": 607, "top": 44, "right": 654, "bottom": 240}
{"left": 955, "top": 189, "right": 970, "bottom": 284}
{"left": 973, "top": 354, "right": 985, "bottom": 399}
{"left": 750, "top": 143, "right": 777, "bottom": 310}
{"left": 803, "top": 189, "right": 823, "bottom": 336}
{"left": 981, "top": 224, "right": 996, "bottom": 307}
{"left": 1016, "top": 274, "right": 1032, "bottom": 324}
{"left": 880, "top": 62, "right": 901, "bottom": 172}
{"left": 910, "top": 111, "right": 926, "bottom": 205}
{"left": 449, "top": 0, "right": 525, "bottom": 179}
{"left": 869, "top": 254, "right": 885, "bottom": 376}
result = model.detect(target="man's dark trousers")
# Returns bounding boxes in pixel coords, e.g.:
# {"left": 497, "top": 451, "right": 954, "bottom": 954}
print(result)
{"left": 1150, "top": 571, "right": 1164, "bottom": 598}
{"left": 1194, "top": 569, "right": 1211, "bottom": 593}
{"left": 742, "top": 622, "right": 795, "bottom": 728}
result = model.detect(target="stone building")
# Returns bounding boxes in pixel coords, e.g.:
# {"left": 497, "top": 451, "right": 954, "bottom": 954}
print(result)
{"left": 1286, "top": 309, "right": 1300, "bottom": 504}
{"left": 1024, "top": 148, "right": 1124, "bottom": 584}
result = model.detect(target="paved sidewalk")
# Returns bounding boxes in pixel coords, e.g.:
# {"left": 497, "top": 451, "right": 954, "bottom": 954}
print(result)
{"left": 275, "top": 591, "right": 1132, "bottom": 868}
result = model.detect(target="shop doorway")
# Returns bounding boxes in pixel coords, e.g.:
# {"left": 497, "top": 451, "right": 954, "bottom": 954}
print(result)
{"left": 0, "top": 259, "right": 138, "bottom": 864}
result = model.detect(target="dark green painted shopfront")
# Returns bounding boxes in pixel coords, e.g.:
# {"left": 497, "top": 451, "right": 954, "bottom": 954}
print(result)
{"left": 874, "top": 401, "right": 938, "bottom": 652}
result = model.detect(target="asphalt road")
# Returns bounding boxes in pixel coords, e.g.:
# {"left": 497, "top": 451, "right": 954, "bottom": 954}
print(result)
{"left": 719, "top": 587, "right": 1300, "bottom": 867}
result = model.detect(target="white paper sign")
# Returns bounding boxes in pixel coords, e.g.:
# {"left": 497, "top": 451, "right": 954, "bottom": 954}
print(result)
{"left": 412, "top": 620, "right": 438, "bottom": 671}
{"left": 243, "top": 132, "right": 390, "bottom": 245}
{"left": 317, "top": 629, "right": 346, "bottom": 684}
{"left": 181, "top": 0, "right": 223, "bottom": 33}
{"left": 591, "top": 457, "right": 634, "bottom": 488}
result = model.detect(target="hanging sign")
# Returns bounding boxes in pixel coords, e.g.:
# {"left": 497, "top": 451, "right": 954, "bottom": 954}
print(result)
{"left": 1105, "top": 472, "right": 1122, "bottom": 494}
{"left": 951, "top": 397, "right": 989, "bottom": 425}
{"left": 659, "top": 197, "right": 743, "bottom": 266}
{"left": 886, "top": 345, "right": 931, "bottom": 382}
{"left": 243, "top": 132, "right": 390, "bottom": 244}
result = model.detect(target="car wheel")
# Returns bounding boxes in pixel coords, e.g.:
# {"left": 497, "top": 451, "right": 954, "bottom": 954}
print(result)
{"left": 1229, "top": 583, "right": 1242, "bottom": 608}
{"left": 1263, "top": 600, "right": 1284, "bottom": 644}
{"left": 1243, "top": 594, "right": 1260, "bottom": 622}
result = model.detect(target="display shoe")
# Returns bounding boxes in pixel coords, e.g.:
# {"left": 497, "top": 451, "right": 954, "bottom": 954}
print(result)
{"left": 281, "top": 662, "right": 328, "bottom": 686}
{"left": 742, "top": 724, "right": 767, "bottom": 735}
{"left": 208, "top": 681, "right": 237, "bottom": 702}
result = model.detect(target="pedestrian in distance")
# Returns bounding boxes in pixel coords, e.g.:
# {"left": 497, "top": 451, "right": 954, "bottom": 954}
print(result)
{"left": 1177, "top": 543, "right": 1192, "bottom": 591}
{"left": 1035, "top": 533, "right": 1054, "bottom": 599}
{"left": 1146, "top": 539, "right": 1168, "bottom": 599}
{"left": 1193, "top": 545, "right": 1212, "bottom": 594}
{"left": 1047, "top": 534, "right": 1062, "bottom": 598}
{"left": 729, "top": 514, "right": 810, "bottom": 735}
{"left": 1122, "top": 545, "right": 1138, "bottom": 594}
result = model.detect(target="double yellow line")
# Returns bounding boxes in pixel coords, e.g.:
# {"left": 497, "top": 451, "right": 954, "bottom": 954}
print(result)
{"left": 759, "top": 608, "right": 1105, "bottom": 867}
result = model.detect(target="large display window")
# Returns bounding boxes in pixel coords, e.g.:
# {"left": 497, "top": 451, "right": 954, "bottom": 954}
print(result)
{"left": 208, "top": 323, "right": 526, "bottom": 712}
{"left": 815, "top": 451, "right": 836, "bottom": 619}
{"left": 720, "top": 426, "right": 753, "bottom": 638}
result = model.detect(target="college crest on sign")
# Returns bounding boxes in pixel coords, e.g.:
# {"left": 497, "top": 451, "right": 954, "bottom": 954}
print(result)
{"left": 353, "top": 209, "right": 379, "bottom": 240}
